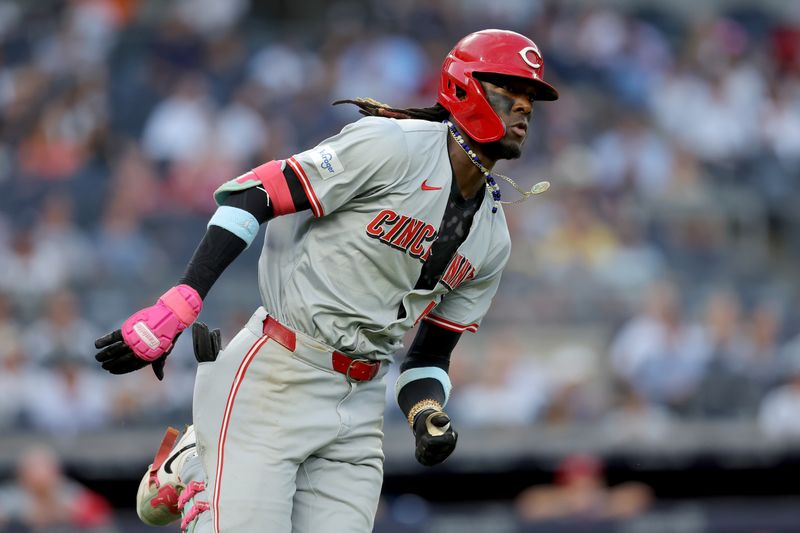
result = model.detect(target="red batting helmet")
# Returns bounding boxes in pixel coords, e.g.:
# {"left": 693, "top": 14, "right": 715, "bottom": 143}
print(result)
{"left": 438, "top": 29, "right": 559, "bottom": 143}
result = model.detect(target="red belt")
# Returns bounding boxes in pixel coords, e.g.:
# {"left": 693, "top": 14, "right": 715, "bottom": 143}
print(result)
{"left": 262, "top": 316, "right": 381, "bottom": 382}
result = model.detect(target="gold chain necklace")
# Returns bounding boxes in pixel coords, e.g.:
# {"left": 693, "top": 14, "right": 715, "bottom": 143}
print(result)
{"left": 445, "top": 120, "right": 550, "bottom": 213}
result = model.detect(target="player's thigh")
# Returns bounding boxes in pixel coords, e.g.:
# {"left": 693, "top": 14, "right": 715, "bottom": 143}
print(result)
{"left": 193, "top": 324, "right": 298, "bottom": 532}
{"left": 291, "top": 377, "right": 386, "bottom": 533}
{"left": 291, "top": 454, "right": 383, "bottom": 533}
{"left": 192, "top": 322, "right": 262, "bottom": 494}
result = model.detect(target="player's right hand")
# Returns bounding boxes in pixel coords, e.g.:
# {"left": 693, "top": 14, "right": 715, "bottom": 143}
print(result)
{"left": 191, "top": 321, "right": 222, "bottom": 363}
{"left": 94, "top": 285, "right": 203, "bottom": 380}
{"left": 413, "top": 409, "right": 458, "bottom": 466}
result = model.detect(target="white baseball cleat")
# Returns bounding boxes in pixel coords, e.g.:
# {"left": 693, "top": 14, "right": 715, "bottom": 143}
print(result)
{"left": 136, "top": 425, "right": 197, "bottom": 526}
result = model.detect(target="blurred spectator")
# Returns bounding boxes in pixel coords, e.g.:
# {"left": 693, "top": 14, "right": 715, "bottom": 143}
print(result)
{"left": 17, "top": 102, "right": 91, "bottom": 181}
{"left": 590, "top": 112, "right": 673, "bottom": 198}
{"left": 333, "top": 34, "right": 429, "bottom": 106}
{"left": 535, "top": 191, "right": 620, "bottom": 280}
{"left": 595, "top": 207, "right": 666, "bottom": 294}
{"left": 771, "top": 19, "right": 800, "bottom": 72}
{"left": 541, "top": 345, "right": 607, "bottom": 426}
{"left": 0, "top": 1, "right": 21, "bottom": 43}
{"left": 148, "top": 14, "right": 204, "bottom": 72}
{"left": 173, "top": 0, "right": 250, "bottom": 37}
{"left": 214, "top": 83, "right": 269, "bottom": 166}
{"left": 652, "top": 19, "right": 762, "bottom": 166}
{"left": 106, "top": 343, "right": 195, "bottom": 427}
{"left": 610, "top": 281, "right": 712, "bottom": 413}
{"left": 692, "top": 299, "right": 784, "bottom": 418}
{"left": 689, "top": 289, "right": 759, "bottom": 418}
{"left": 0, "top": 227, "right": 68, "bottom": 316}
{"left": 17, "top": 74, "right": 108, "bottom": 182}
{"left": 742, "top": 302, "right": 784, "bottom": 387}
{"left": 448, "top": 334, "right": 550, "bottom": 427}
{"left": 515, "top": 454, "right": 653, "bottom": 521}
{"left": 141, "top": 73, "right": 215, "bottom": 163}
{"left": 758, "top": 365, "right": 800, "bottom": 440}
{"left": 761, "top": 75, "right": 800, "bottom": 166}
{"left": 605, "top": 18, "right": 672, "bottom": 107}
{"left": 105, "top": 143, "right": 163, "bottom": 218}
{"left": 780, "top": 330, "right": 800, "bottom": 371}
{"left": 575, "top": 8, "right": 628, "bottom": 68}
{"left": 0, "top": 292, "right": 18, "bottom": 358}
{"left": 602, "top": 385, "right": 673, "bottom": 443}
{"left": 34, "top": 0, "right": 120, "bottom": 74}
{"left": 651, "top": 145, "right": 716, "bottom": 214}
{"left": 164, "top": 150, "right": 237, "bottom": 214}
{"left": 22, "top": 288, "right": 99, "bottom": 367}
{"left": 0, "top": 341, "right": 28, "bottom": 430}
{"left": 33, "top": 194, "right": 98, "bottom": 284}
{"left": 681, "top": 73, "right": 757, "bottom": 164}
{"left": 0, "top": 445, "right": 116, "bottom": 531}
{"left": 94, "top": 196, "right": 167, "bottom": 283}
{"left": 249, "top": 43, "right": 326, "bottom": 101}
{"left": 24, "top": 361, "right": 111, "bottom": 435}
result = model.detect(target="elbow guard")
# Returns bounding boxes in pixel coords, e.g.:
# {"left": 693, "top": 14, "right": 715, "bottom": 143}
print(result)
{"left": 214, "top": 160, "right": 299, "bottom": 216}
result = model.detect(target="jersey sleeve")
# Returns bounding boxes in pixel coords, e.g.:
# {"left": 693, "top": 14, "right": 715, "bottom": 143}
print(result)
{"left": 286, "top": 117, "right": 410, "bottom": 217}
{"left": 424, "top": 241, "right": 512, "bottom": 334}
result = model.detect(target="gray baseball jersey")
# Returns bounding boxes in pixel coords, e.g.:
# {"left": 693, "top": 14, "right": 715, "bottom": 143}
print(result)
{"left": 256, "top": 117, "right": 510, "bottom": 359}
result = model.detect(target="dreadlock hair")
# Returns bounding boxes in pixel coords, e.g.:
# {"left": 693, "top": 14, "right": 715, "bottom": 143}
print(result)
{"left": 332, "top": 98, "right": 450, "bottom": 122}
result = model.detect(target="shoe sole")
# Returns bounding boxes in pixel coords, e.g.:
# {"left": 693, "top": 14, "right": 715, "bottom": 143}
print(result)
{"left": 136, "top": 427, "right": 184, "bottom": 526}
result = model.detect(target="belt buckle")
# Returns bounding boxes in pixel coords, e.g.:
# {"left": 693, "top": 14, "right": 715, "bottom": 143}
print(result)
{"left": 344, "top": 357, "right": 376, "bottom": 383}
{"left": 344, "top": 358, "right": 362, "bottom": 383}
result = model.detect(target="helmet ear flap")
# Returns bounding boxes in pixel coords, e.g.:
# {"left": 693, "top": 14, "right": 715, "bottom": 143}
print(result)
{"left": 446, "top": 78, "right": 467, "bottom": 101}
{"left": 438, "top": 64, "right": 506, "bottom": 143}
{"left": 455, "top": 76, "right": 506, "bottom": 143}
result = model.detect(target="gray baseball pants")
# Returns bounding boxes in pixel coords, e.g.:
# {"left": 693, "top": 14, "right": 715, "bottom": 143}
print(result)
{"left": 189, "top": 306, "right": 388, "bottom": 532}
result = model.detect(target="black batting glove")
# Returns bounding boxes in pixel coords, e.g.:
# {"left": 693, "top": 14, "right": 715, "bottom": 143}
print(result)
{"left": 94, "top": 330, "right": 179, "bottom": 381}
{"left": 192, "top": 321, "right": 221, "bottom": 363}
{"left": 413, "top": 409, "right": 458, "bottom": 466}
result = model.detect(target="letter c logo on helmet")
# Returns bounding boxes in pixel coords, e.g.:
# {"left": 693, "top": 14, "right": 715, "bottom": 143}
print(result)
{"left": 438, "top": 29, "right": 559, "bottom": 144}
{"left": 519, "top": 46, "right": 542, "bottom": 69}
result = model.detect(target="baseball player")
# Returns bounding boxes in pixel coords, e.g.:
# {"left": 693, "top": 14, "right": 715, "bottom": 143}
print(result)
{"left": 94, "top": 29, "right": 558, "bottom": 532}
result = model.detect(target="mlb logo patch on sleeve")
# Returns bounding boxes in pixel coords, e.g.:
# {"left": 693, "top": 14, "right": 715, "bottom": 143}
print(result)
{"left": 310, "top": 144, "right": 344, "bottom": 179}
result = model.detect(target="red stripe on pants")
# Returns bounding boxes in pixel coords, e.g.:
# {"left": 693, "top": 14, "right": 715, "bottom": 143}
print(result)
{"left": 212, "top": 335, "right": 270, "bottom": 533}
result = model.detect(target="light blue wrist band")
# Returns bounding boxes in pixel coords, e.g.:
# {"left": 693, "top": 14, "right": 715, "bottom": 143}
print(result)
{"left": 208, "top": 206, "right": 260, "bottom": 249}
{"left": 394, "top": 366, "right": 452, "bottom": 406}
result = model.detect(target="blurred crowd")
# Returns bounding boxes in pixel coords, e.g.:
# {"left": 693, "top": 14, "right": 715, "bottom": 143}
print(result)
{"left": 1, "top": 0, "right": 800, "bottom": 444}
{"left": 0, "top": 445, "right": 116, "bottom": 531}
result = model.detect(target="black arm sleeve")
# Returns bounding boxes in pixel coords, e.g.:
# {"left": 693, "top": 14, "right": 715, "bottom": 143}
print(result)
{"left": 223, "top": 185, "right": 274, "bottom": 223}
{"left": 178, "top": 187, "right": 274, "bottom": 299}
{"left": 397, "top": 321, "right": 462, "bottom": 416}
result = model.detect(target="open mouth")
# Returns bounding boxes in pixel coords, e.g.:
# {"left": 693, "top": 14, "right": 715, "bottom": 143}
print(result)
{"left": 510, "top": 122, "right": 528, "bottom": 137}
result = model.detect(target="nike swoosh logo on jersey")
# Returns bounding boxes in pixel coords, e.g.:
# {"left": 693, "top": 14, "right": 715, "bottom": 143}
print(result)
{"left": 421, "top": 179, "right": 442, "bottom": 191}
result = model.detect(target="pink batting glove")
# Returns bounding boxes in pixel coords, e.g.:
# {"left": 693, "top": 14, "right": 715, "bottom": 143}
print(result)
{"left": 121, "top": 285, "right": 203, "bottom": 362}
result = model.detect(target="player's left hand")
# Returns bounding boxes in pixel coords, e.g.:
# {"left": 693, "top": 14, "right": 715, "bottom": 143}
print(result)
{"left": 94, "top": 329, "right": 179, "bottom": 381}
{"left": 413, "top": 409, "right": 458, "bottom": 466}
{"left": 94, "top": 284, "right": 202, "bottom": 381}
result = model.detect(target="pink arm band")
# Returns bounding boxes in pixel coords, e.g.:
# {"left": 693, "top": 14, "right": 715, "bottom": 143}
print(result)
{"left": 251, "top": 160, "right": 296, "bottom": 216}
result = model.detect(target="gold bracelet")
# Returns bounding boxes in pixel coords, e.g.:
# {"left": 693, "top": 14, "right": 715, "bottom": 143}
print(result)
{"left": 407, "top": 399, "right": 443, "bottom": 428}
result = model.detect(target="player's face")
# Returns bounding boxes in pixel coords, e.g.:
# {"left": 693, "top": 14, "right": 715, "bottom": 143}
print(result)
{"left": 479, "top": 75, "right": 536, "bottom": 160}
